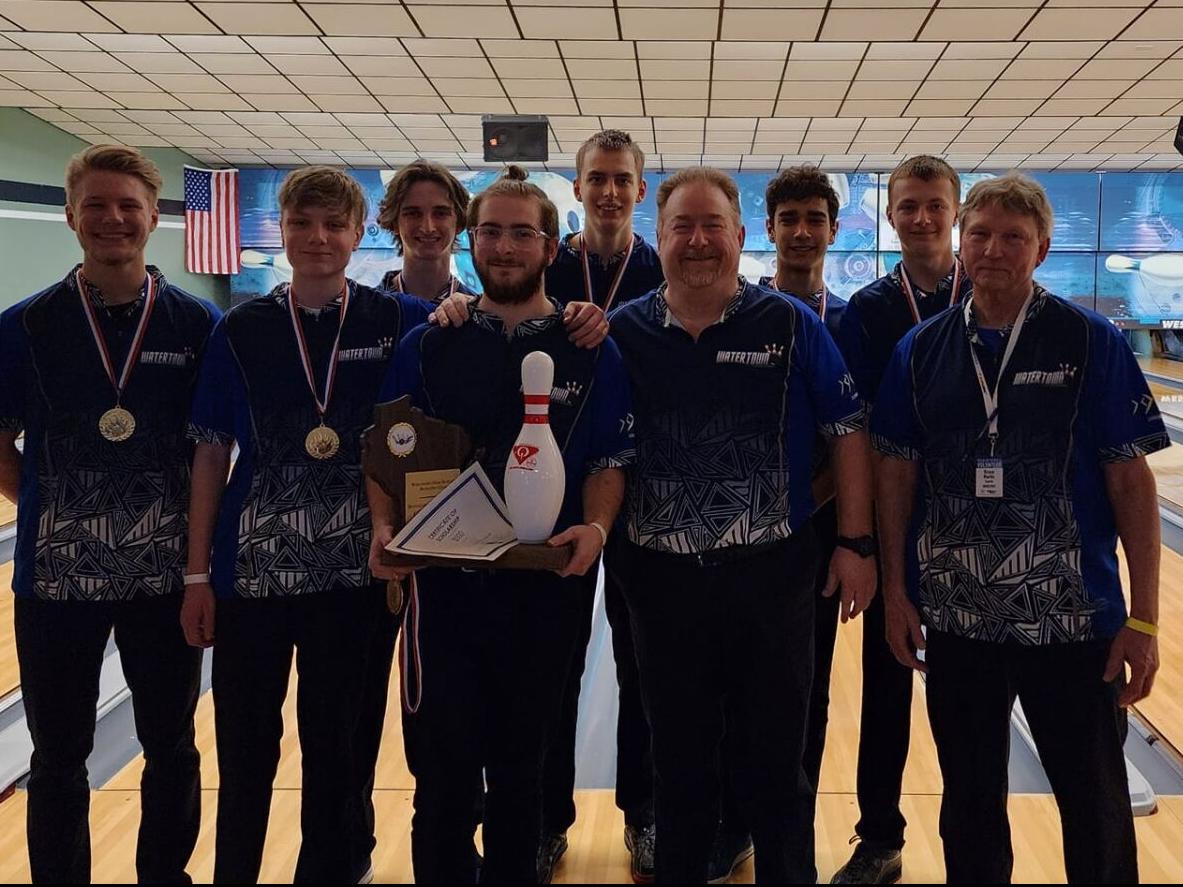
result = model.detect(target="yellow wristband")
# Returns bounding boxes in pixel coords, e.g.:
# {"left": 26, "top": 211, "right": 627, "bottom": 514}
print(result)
{"left": 1125, "top": 617, "right": 1159, "bottom": 637}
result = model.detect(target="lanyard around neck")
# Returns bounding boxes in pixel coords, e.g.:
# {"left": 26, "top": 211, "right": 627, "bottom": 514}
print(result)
{"left": 964, "top": 288, "right": 1035, "bottom": 455}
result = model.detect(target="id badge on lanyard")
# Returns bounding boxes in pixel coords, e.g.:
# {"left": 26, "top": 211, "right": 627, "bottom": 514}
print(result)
{"left": 965, "top": 290, "right": 1035, "bottom": 499}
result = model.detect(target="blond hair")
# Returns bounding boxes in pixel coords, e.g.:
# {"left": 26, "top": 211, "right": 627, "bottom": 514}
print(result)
{"left": 656, "top": 166, "right": 741, "bottom": 226}
{"left": 575, "top": 129, "right": 645, "bottom": 178}
{"left": 465, "top": 165, "right": 558, "bottom": 239}
{"left": 960, "top": 172, "right": 1054, "bottom": 241}
{"left": 65, "top": 144, "right": 163, "bottom": 205}
{"left": 278, "top": 166, "right": 367, "bottom": 228}
{"left": 886, "top": 154, "right": 961, "bottom": 207}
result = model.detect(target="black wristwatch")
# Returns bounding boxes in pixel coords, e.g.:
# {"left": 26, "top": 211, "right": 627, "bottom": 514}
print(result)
{"left": 835, "top": 534, "right": 876, "bottom": 558}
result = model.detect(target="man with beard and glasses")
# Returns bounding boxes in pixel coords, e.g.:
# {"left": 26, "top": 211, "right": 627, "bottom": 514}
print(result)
{"left": 608, "top": 167, "right": 876, "bottom": 884}
{"left": 367, "top": 165, "right": 634, "bottom": 884}
{"left": 539, "top": 129, "right": 665, "bottom": 886}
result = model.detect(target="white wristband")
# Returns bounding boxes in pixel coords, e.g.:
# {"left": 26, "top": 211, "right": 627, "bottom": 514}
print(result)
{"left": 588, "top": 521, "right": 608, "bottom": 547}
{"left": 183, "top": 573, "right": 210, "bottom": 586}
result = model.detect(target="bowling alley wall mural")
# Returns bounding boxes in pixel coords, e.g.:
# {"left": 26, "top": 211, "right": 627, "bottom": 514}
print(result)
{"left": 232, "top": 168, "right": 1183, "bottom": 328}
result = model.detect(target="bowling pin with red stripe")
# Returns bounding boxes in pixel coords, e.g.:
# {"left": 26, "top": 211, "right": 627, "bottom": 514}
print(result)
{"left": 505, "top": 351, "right": 565, "bottom": 543}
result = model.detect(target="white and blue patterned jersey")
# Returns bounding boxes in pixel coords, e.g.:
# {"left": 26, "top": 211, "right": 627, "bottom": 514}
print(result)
{"left": 0, "top": 266, "right": 219, "bottom": 601}
{"left": 872, "top": 286, "right": 1170, "bottom": 644}
{"left": 188, "top": 281, "right": 431, "bottom": 599}
{"left": 609, "top": 279, "right": 865, "bottom": 555}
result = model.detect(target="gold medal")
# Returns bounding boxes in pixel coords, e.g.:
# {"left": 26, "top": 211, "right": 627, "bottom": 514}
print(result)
{"left": 305, "top": 425, "right": 340, "bottom": 460}
{"left": 99, "top": 406, "right": 135, "bottom": 442}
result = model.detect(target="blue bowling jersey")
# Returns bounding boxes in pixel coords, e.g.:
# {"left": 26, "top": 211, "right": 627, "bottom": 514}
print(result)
{"left": 379, "top": 301, "right": 634, "bottom": 534}
{"left": 0, "top": 266, "right": 219, "bottom": 600}
{"left": 758, "top": 278, "right": 847, "bottom": 343}
{"left": 379, "top": 270, "right": 478, "bottom": 301}
{"left": 609, "top": 279, "right": 865, "bottom": 555}
{"left": 871, "top": 286, "right": 1170, "bottom": 644}
{"left": 545, "top": 233, "right": 664, "bottom": 309}
{"left": 839, "top": 260, "right": 974, "bottom": 406}
{"left": 188, "top": 281, "right": 431, "bottom": 598}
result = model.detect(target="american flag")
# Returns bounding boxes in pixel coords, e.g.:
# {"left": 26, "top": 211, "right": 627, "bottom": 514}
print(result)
{"left": 184, "top": 166, "right": 240, "bottom": 274}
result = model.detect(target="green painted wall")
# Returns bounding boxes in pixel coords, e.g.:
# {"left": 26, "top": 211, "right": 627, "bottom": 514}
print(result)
{"left": 0, "top": 108, "right": 230, "bottom": 310}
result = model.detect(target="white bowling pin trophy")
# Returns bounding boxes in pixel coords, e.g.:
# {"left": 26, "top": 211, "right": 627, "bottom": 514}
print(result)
{"left": 504, "top": 351, "right": 565, "bottom": 543}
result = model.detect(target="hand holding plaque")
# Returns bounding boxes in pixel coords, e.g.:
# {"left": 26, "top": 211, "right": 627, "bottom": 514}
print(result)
{"left": 361, "top": 396, "right": 573, "bottom": 576}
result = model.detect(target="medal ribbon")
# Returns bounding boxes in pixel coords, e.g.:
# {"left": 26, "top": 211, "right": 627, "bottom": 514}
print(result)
{"left": 287, "top": 281, "right": 351, "bottom": 423}
{"left": 964, "top": 288, "right": 1036, "bottom": 456}
{"left": 76, "top": 269, "right": 158, "bottom": 404}
{"left": 813, "top": 287, "right": 828, "bottom": 322}
{"left": 899, "top": 261, "right": 962, "bottom": 325}
{"left": 394, "top": 271, "right": 458, "bottom": 301}
{"left": 581, "top": 234, "right": 635, "bottom": 312}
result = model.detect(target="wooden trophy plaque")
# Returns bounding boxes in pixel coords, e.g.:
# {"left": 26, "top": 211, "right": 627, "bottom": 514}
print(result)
{"left": 362, "top": 397, "right": 573, "bottom": 612}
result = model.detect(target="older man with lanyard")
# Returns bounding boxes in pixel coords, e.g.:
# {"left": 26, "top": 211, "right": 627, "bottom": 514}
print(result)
{"left": 873, "top": 172, "right": 1163, "bottom": 884}
{"left": 832, "top": 155, "right": 973, "bottom": 885}
{"left": 0, "top": 145, "right": 218, "bottom": 884}
{"left": 610, "top": 167, "right": 876, "bottom": 884}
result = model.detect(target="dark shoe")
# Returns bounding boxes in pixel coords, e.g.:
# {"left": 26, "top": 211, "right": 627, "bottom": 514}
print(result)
{"left": 624, "top": 823, "right": 656, "bottom": 884}
{"left": 707, "top": 830, "right": 754, "bottom": 884}
{"left": 537, "top": 832, "right": 568, "bottom": 885}
{"left": 830, "top": 839, "right": 902, "bottom": 884}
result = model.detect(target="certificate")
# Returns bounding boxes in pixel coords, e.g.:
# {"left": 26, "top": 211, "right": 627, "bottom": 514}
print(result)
{"left": 389, "top": 463, "right": 518, "bottom": 561}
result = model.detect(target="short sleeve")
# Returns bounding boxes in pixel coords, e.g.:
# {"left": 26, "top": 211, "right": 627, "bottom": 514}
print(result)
{"left": 586, "top": 338, "right": 635, "bottom": 473}
{"left": 870, "top": 335, "right": 921, "bottom": 460}
{"left": 187, "top": 319, "right": 237, "bottom": 447}
{"left": 378, "top": 324, "right": 428, "bottom": 407}
{"left": 1090, "top": 323, "right": 1170, "bottom": 463}
{"left": 396, "top": 293, "right": 434, "bottom": 332}
{"left": 836, "top": 294, "right": 875, "bottom": 405}
{"left": 798, "top": 306, "right": 865, "bottom": 438}
{"left": 0, "top": 306, "right": 29, "bottom": 434}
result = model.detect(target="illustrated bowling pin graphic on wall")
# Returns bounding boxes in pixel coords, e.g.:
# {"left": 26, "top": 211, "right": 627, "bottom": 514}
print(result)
{"left": 505, "top": 351, "right": 565, "bottom": 543}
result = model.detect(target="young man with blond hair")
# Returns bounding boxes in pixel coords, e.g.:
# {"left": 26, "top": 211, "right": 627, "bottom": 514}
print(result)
{"left": 873, "top": 172, "right": 1163, "bottom": 883}
{"left": 182, "top": 166, "right": 432, "bottom": 883}
{"left": 540, "top": 128, "right": 665, "bottom": 885}
{"left": 832, "top": 154, "right": 974, "bottom": 885}
{"left": 610, "top": 166, "right": 875, "bottom": 884}
{"left": 0, "top": 145, "right": 218, "bottom": 883}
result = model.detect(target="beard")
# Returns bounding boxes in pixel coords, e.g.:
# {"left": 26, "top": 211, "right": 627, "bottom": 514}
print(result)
{"left": 476, "top": 256, "right": 547, "bottom": 305}
{"left": 672, "top": 253, "right": 726, "bottom": 289}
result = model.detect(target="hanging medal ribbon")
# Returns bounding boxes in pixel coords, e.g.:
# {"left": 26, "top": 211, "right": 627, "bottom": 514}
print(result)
{"left": 394, "top": 271, "right": 458, "bottom": 302}
{"left": 965, "top": 288, "right": 1034, "bottom": 450}
{"left": 76, "top": 269, "right": 158, "bottom": 443}
{"left": 812, "top": 287, "right": 828, "bottom": 323}
{"left": 899, "top": 261, "right": 962, "bottom": 326}
{"left": 288, "top": 281, "right": 352, "bottom": 460}
{"left": 581, "top": 233, "right": 635, "bottom": 312}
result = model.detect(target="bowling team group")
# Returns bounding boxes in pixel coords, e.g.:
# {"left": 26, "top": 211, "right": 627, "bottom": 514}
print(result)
{"left": 0, "top": 128, "right": 1168, "bottom": 887}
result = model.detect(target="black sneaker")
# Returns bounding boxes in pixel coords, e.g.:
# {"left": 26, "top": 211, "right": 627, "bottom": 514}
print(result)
{"left": 537, "top": 832, "right": 568, "bottom": 885}
{"left": 830, "top": 839, "right": 902, "bottom": 884}
{"left": 624, "top": 823, "right": 656, "bottom": 884}
{"left": 707, "top": 830, "right": 754, "bottom": 884}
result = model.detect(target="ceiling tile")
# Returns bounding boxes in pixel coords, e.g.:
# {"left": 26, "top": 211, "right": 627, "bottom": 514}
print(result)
{"left": 6, "top": 70, "right": 91, "bottom": 90}
{"left": 90, "top": 2, "right": 219, "bottom": 34}
{"left": 856, "top": 59, "right": 936, "bottom": 80}
{"left": 290, "top": 75, "right": 368, "bottom": 95}
{"left": 573, "top": 79, "right": 641, "bottom": 99}
{"left": 195, "top": 3, "right": 320, "bottom": 36}
{"left": 791, "top": 42, "right": 867, "bottom": 60}
{"left": 266, "top": 54, "right": 350, "bottom": 76}
{"left": 930, "top": 58, "right": 1011, "bottom": 80}
{"left": 343, "top": 56, "right": 421, "bottom": 78}
{"left": 37, "top": 90, "right": 121, "bottom": 108}
{"left": 1021, "top": 7, "right": 1141, "bottom": 40}
{"left": 109, "top": 91, "right": 188, "bottom": 110}
{"left": 1037, "top": 98, "right": 1112, "bottom": 115}
{"left": 712, "top": 80, "right": 778, "bottom": 99}
{"left": 641, "top": 59, "right": 710, "bottom": 79}
{"left": 646, "top": 80, "right": 710, "bottom": 99}
{"left": 241, "top": 93, "right": 320, "bottom": 112}
{"left": 304, "top": 3, "right": 417, "bottom": 37}
{"left": 324, "top": 37, "right": 409, "bottom": 56}
{"left": 1000, "top": 58, "right": 1082, "bottom": 79}
{"left": 972, "top": 98, "right": 1045, "bottom": 116}
{"left": 308, "top": 93, "right": 385, "bottom": 112}
{"left": 1076, "top": 58, "right": 1159, "bottom": 79}
{"left": 491, "top": 58, "right": 568, "bottom": 79}
{"left": 841, "top": 99, "right": 910, "bottom": 117}
{"left": 1100, "top": 96, "right": 1181, "bottom": 114}
{"left": 512, "top": 97, "right": 576, "bottom": 114}
{"left": 118, "top": 52, "right": 205, "bottom": 73}
{"left": 564, "top": 58, "right": 638, "bottom": 80}
{"left": 518, "top": 7, "right": 617, "bottom": 39}
{"left": 165, "top": 35, "right": 253, "bottom": 53}
{"left": 578, "top": 98, "right": 645, "bottom": 114}
{"left": 174, "top": 92, "right": 253, "bottom": 111}
{"left": 408, "top": 5, "right": 520, "bottom": 38}
{"left": 720, "top": 8, "right": 824, "bottom": 40}
{"left": 431, "top": 77, "right": 505, "bottom": 97}
{"left": 620, "top": 7, "right": 718, "bottom": 40}
{"left": 646, "top": 98, "right": 709, "bottom": 115}
{"left": 417, "top": 56, "right": 495, "bottom": 78}
{"left": 7, "top": 32, "right": 95, "bottom": 51}
{"left": 774, "top": 98, "right": 842, "bottom": 115}
{"left": 358, "top": 76, "right": 437, "bottom": 96}
{"left": 1054, "top": 79, "right": 1134, "bottom": 99}
{"left": 1019, "top": 40, "right": 1104, "bottom": 59}
{"left": 193, "top": 54, "right": 277, "bottom": 75}
{"left": 985, "top": 79, "right": 1064, "bottom": 100}
{"left": 0, "top": 1, "right": 117, "bottom": 32}
{"left": 559, "top": 40, "right": 634, "bottom": 59}
{"left": 820, "top": 9, "right": 928, "bottom": 41}
{"left": 1096, "top": 40, "right": 1182, "bottom": 60}
{"left": 714, "top": 41, "right": 791, "bottom": 60}
{"left": 481, "top": 38, "right": 559, "bottom": 58}
{"left": 218, "top": 74, "right": 298, "bottom": 94}
{"left": 915, "top": 80, "right": 989, "bottom": 100}
{"left": 784, "top": 59, "right": 860, "bottom": 80}
{"left": 920, "top": 9, "right": 1032, "bottom": 40}
{"left": 500, "top": 78, "right": 572, "bottom": 98}
{"left": 904, "top": 98, "right": 976, "bottom": 116}
{"left": 1122, "top": 9, "right": 1183, "bottom": 41}
{"left": 0, "top": 49, "right": 59, "bottom": 71}
{"left": 712, "top": 59, "right": 786, "bottom": 80}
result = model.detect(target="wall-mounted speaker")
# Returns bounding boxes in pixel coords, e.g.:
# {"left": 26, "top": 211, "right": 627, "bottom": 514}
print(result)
{"left": 482, "top": 114, "right": 549, "bottom": 163}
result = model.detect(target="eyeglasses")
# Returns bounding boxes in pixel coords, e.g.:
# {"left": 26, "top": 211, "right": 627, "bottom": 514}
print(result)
{"left": 472, "top": 224, "right": 550, "bottom": 246}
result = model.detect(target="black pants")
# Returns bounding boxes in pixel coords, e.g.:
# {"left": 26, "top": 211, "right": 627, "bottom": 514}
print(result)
{"left": 542, "top": 542, "right": 654, "bottom": 834}
{"left": 350, "top": 584, "right": 401, "bottom": 876}
{"left": 719, "top": 502, "right": 841, "bottom": 878}
{"left": 853, "top": 573, "right": 913, "bottom": 850}
{"left": 15, "top": 594, "right": 202, "bottom": 885}
{"left": 623, "top": 533, "right": 818, "bottom": 884}
{"left": 404, "top": 567, "right": 586, "bottom": 884}
{"left": 925, "top": 630, "right": 1137, "bottom": 884}
{"left": 211, "top": 587, "right": 376, "bottom": 884}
